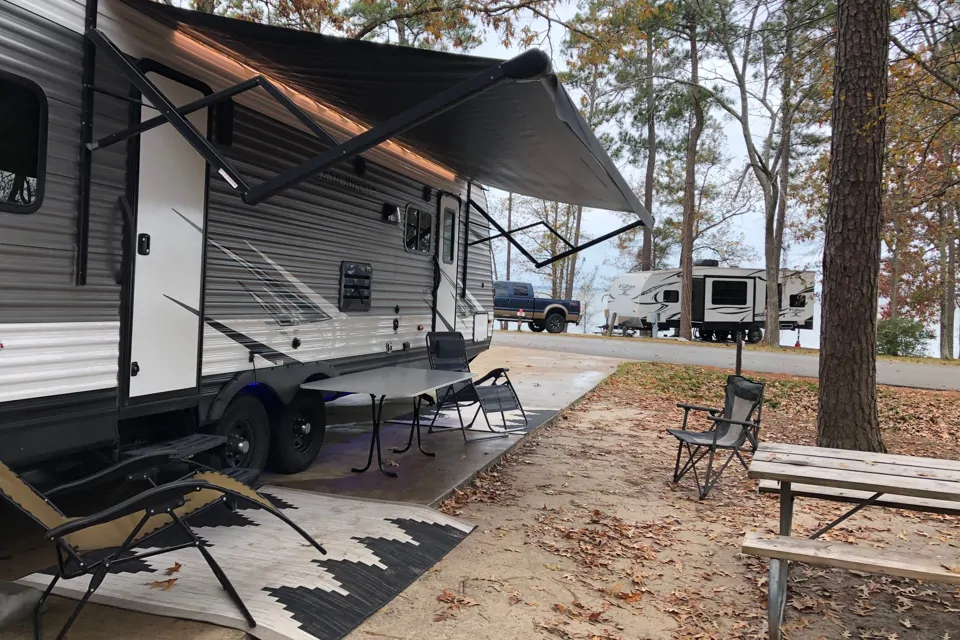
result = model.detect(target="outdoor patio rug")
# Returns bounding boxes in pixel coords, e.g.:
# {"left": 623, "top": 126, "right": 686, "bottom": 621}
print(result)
{"left": 16, "top": 486, "right": 475, "bottom": 640}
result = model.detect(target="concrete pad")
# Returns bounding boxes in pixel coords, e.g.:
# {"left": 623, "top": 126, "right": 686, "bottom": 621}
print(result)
{"left": 265, "top": 346, "right": 624, "bottom": 506}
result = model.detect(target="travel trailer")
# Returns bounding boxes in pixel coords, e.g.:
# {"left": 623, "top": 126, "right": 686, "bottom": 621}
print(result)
{"left": 605, "top": 264, "right": 815, "bottom": 343}
{"left": 0, "top": 0, "right": 651, "bottom": 472}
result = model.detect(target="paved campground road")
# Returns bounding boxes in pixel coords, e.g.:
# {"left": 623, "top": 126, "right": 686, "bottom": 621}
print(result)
{"left": 492, "top": 331, "right": 960, "bottom": 391}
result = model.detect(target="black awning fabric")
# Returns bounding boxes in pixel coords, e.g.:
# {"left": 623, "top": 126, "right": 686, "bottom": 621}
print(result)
{"left": 120, "top": 0, "right": 651, "bottom": 224}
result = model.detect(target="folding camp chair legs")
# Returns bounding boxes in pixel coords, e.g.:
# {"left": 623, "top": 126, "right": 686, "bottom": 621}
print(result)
{"left": 672, "top": 442, "right": 751, "bottom": 499}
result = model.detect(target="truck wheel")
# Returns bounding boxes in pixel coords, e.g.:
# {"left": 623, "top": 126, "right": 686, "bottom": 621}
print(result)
{"left": 269, "top": 392, "right": 326, "bottom": 474}
{"left": 747, "top": 326, "right": 763, "bottom": 344}
{"left": 545, "top": 312, "right": 566, "bottom": 334}
{"left": 530, "top": 321, "right": 546, "bottom": 332}
{"left": 217, "top": 395, "right": 270, "bottom": 471}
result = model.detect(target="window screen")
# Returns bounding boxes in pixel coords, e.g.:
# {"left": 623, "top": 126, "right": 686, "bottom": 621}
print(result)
{"left": 494, "top": 282, "right": 508, "bottom": 297}
{"left": 512, "top": 283, "right": 531, "bottom": 297}
{"left": 711, "top": 280, "right": 747, "bottom": 306}
{"left": 442, "top": 208, "right": 456, "bottom": 264}
{"left": 663, "top": 289, "right": 679, "bottom": 303}
{"left": 339, "top": 262, "right": 372, "bottom": 311}
{"left": 789, "top": 293, "right": 807, "bottom": 308}
{"left": 405, "top": 207, "right": 433, "bottom": 253}
{"left": 0, "top": 73, "right": 47, "bottom": 213}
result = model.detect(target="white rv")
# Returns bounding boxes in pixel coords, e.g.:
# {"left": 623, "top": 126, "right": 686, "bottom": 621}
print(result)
{"left": 606, "top": 263, "right": 815, "bottom": 343}
{"left": 0, "top": 0, "right": 650, "bottom": 473}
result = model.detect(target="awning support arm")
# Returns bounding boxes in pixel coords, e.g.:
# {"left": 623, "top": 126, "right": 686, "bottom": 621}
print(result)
{"left": 468, "top": 198, "right": 645, "bottom": 270}
{"left": 87, "top": 28, "right": 250, "bottom": 192}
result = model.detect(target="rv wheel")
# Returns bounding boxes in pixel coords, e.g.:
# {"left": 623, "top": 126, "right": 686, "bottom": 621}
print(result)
{"left": 545, "top": 312, "right": 566, "bottom": 334}
{"left": 700, "top": 330, "right": 715, "bottom": 342}
{"left": 747, "top": 326, "right": 763, "bottom": 344}
{"left": 530, "top": 321, "right": 546, "bottom": 332}
{"left": 270, "top": 393, "right": 327, "bottom": 474}
{"left": 217, "top": 395, "right": 270, "bottom": 471}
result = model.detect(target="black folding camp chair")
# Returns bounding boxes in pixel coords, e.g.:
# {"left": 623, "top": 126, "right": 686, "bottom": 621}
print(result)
{"left": 425, "top": 331, "right": 527, "bottom": 442}
{"left": 0, "top": 461, "right": 324, "bottom": 639}
{"left": 666, "top": 375, "right": 765, "bottom": 499}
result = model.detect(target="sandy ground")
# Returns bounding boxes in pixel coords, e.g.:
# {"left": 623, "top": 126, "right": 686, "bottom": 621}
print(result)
{"left": 346, "top": 373, "right": 960, "bottom": 640}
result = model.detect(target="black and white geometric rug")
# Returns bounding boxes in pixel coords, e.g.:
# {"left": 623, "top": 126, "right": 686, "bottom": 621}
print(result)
{"left": 17, "top": 487, "right": 475, "bottom": 640}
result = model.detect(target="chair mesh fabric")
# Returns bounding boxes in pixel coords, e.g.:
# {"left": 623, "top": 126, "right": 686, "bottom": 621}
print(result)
{"left": 475, "top": 384, "right": 520, "bottom": 413}
{"left": 711, "top": 376, "right": 764, "bottom": 448}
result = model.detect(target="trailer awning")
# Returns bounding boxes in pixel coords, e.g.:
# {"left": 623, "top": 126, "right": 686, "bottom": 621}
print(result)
{"left": 117, "top": 0, "right": 650, "bottom": 225}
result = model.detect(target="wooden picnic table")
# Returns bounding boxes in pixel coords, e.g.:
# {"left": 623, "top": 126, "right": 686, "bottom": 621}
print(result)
{"left": 745, "top": 442, "right": 960, "bottom": 639}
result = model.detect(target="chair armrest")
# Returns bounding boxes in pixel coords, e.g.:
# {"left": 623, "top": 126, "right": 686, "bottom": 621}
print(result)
{"left": 45, "top": 479, "right": 216, "bottom": 540}
{"left": 709, "top": 416, "right": 757, "bottom": 428}
{"left": 676, "top": 403, "right": 720, "bottom": 414}
{"left": 475, "top": 368, "right": 509, "bottom": 385}
{"left": 45, "top": 453, "right": 174, "bottom": 498}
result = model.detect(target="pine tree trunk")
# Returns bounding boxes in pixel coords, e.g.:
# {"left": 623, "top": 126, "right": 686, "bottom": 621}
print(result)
{"left": 817, "top": 0, "right": 888, "bottom": 453}
{"left": 641, "top": 37, "right": 655, "bottom": 272}
{"left": 679, "top": 14, "right": 703, "bottom": 341}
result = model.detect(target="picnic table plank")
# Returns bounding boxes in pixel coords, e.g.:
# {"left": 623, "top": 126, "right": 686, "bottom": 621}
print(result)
{"left": 752, "top": 450, "right": 960, "bottom": 484}
{"left": 756, "top": 480, "right": 960, "bottom": 515}
{"left": 748, "top": 460, "right": 960, "bottom": 502}
{"left": 758, "top": 442, "right": 960, "bottom": 473}
{"left": 742, "top": 532, "right": 960, "bottom": 585}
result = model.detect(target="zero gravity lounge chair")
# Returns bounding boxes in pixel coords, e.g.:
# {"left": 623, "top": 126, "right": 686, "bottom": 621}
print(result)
{"left": 0, "top": 462, "right": 325, "bottom": 639}
{"left": 425, "top": 332, "right": 528, "bottom": 442}
{"left": 666, "top": 375, "right": 765, "bottom": 499}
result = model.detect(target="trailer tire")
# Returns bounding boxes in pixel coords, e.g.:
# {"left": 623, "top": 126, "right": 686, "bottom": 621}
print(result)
{"left": 269, "top": 393, "right": 326, "bottom": 474}
{"left": 545, "top": 312, "right": 566, "bottom": 334}
{"left": 530, "top": 321, "right": 546, "bottom": 332}
{"left": 747, "top": 326, "right": 763, "bottom": 344}
{"left": 700, "top": 330, "right": 715, "bottom": 342}
{"left": 217, "top": 395, "right": 270, "bottom": 471}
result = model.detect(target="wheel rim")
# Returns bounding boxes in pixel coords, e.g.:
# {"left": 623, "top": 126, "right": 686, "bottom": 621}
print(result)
{"left": 291, "top": 410, "right": 315, "bottom": 454}
{"left": 225, "top": 418, "right": 256, "bottom": 468}
{"left": 547, "top": 315, "right": 563, "bottom": 331}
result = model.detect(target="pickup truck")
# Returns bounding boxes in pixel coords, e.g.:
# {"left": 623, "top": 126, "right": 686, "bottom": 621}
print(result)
{"left": 493, "top": 281, "right": 581, "bottom": 333}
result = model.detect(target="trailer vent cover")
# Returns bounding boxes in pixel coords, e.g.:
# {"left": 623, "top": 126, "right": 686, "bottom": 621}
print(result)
{"left": 694, "top": 259, "right": 719, "bottom": 267}
{"left": 339, "top": 262, "right": 372, "bottom": 312}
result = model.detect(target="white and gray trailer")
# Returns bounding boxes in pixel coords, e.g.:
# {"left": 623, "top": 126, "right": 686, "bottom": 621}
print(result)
{"left": 0, "top": 0, "right": 651, "bottom": 472}
{"left": 605, "top": 265, "right": 815, "bottom": 343}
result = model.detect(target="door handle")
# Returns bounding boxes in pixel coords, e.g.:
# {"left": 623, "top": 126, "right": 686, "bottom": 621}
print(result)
{"left": 138, "top": 234, "right": 151, "bottom": 255}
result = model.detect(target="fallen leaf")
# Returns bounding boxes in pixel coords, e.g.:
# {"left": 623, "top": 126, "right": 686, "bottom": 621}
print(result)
{"left": 164, "top": 562, "right": 182, "bottom": 576}
{"left": 901, "top": 618, "right": 913, "bottom": 628}
{"left": 147, "top": 578, "right": 177, "bottom": 590}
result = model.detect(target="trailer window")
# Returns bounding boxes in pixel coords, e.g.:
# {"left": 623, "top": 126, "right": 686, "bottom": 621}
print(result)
{"left": 0, "top": 72, "right": 47, "bottom": 214}
{"left": 442, "top": 207, "right": 456, "bottom": 264}
{"left": 789, "top": 293, "right": 807, "bottom": 308}
{"left": 711, "top": 281, "right": 747, "bottom": 306}
{"left": 404, "top": 207, "right": 433, "bottom": 253}
{"left": 663, "top": 289, "right": 679, "bottom": 303}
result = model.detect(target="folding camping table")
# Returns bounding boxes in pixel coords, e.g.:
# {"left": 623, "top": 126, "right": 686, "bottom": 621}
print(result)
{"left": 301, "top": 367, "right": 475, "bottom": 477}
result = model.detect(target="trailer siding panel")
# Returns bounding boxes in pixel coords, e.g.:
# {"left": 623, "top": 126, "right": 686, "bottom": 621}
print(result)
{"left": 463, "top": 187, "right": 494, "bottom": 319}
{"left": 201, "top": 106, "right": 443, "bottom": 376}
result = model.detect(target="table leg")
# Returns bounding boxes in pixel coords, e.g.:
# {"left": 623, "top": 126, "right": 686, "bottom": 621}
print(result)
{"left": 769, "top": 481, "right": 794, "bottom": 640}
{"left": 352, "top": 395, "right": 397, "bottom": 477}
{"left": 779, "top": 481, "right": 794, "bottom": 536}
{"left": 393, "top": 396, "right": 435, "bottom": 457}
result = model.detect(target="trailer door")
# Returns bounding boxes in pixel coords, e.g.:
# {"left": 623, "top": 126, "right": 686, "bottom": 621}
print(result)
{"left": 703, "top": 277, "right": 754, "bottom": 325}
{"left": 434, "top": 194, "right": 460, "bottom": 331}
{"left": 127, "top": 73, "right": 207, "bottom": 399}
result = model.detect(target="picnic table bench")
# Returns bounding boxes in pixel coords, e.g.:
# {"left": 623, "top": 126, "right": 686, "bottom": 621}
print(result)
{"left": 743, "top": 442, "right": 960, "bottom": 639}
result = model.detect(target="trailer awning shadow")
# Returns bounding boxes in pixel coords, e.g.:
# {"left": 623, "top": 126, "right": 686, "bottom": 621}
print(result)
{"left": 113, "top": 0, "right": 651, "bottom": 227}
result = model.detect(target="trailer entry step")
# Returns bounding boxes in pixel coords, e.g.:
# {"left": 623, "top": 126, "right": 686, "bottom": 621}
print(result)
{"left": 121, "top": 433, "right": 227, "bottom": 460}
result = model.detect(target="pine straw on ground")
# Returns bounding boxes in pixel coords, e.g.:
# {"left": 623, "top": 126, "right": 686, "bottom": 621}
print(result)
{"left": 430, "top": 362, "right": 960, "bottom": 640}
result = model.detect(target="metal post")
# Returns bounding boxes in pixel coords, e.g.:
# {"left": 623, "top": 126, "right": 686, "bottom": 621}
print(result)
{"left": 505, "top": 192, "right": 512, "bottom": 281}
{"left": 735, "top": 330, "right": 743, "bottom": 375}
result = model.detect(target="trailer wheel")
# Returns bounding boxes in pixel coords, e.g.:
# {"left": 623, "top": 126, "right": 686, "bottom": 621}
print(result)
{"left": 217, "top": 395, "right": 270, "bottom": 471}
{"left": 747, "top": 326, "right": 763, "bottom": 344}
{"left": 700, "top": 330, "right": 715, "bottom": 342}
{"left": 545, "top": 312, "right": 566, "bottom": 334}
{"left": 530, "top": 321, "right": 546, "bottom": 332}
{"left": 269, "top": 392, "right": 326, "bottom": 474}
